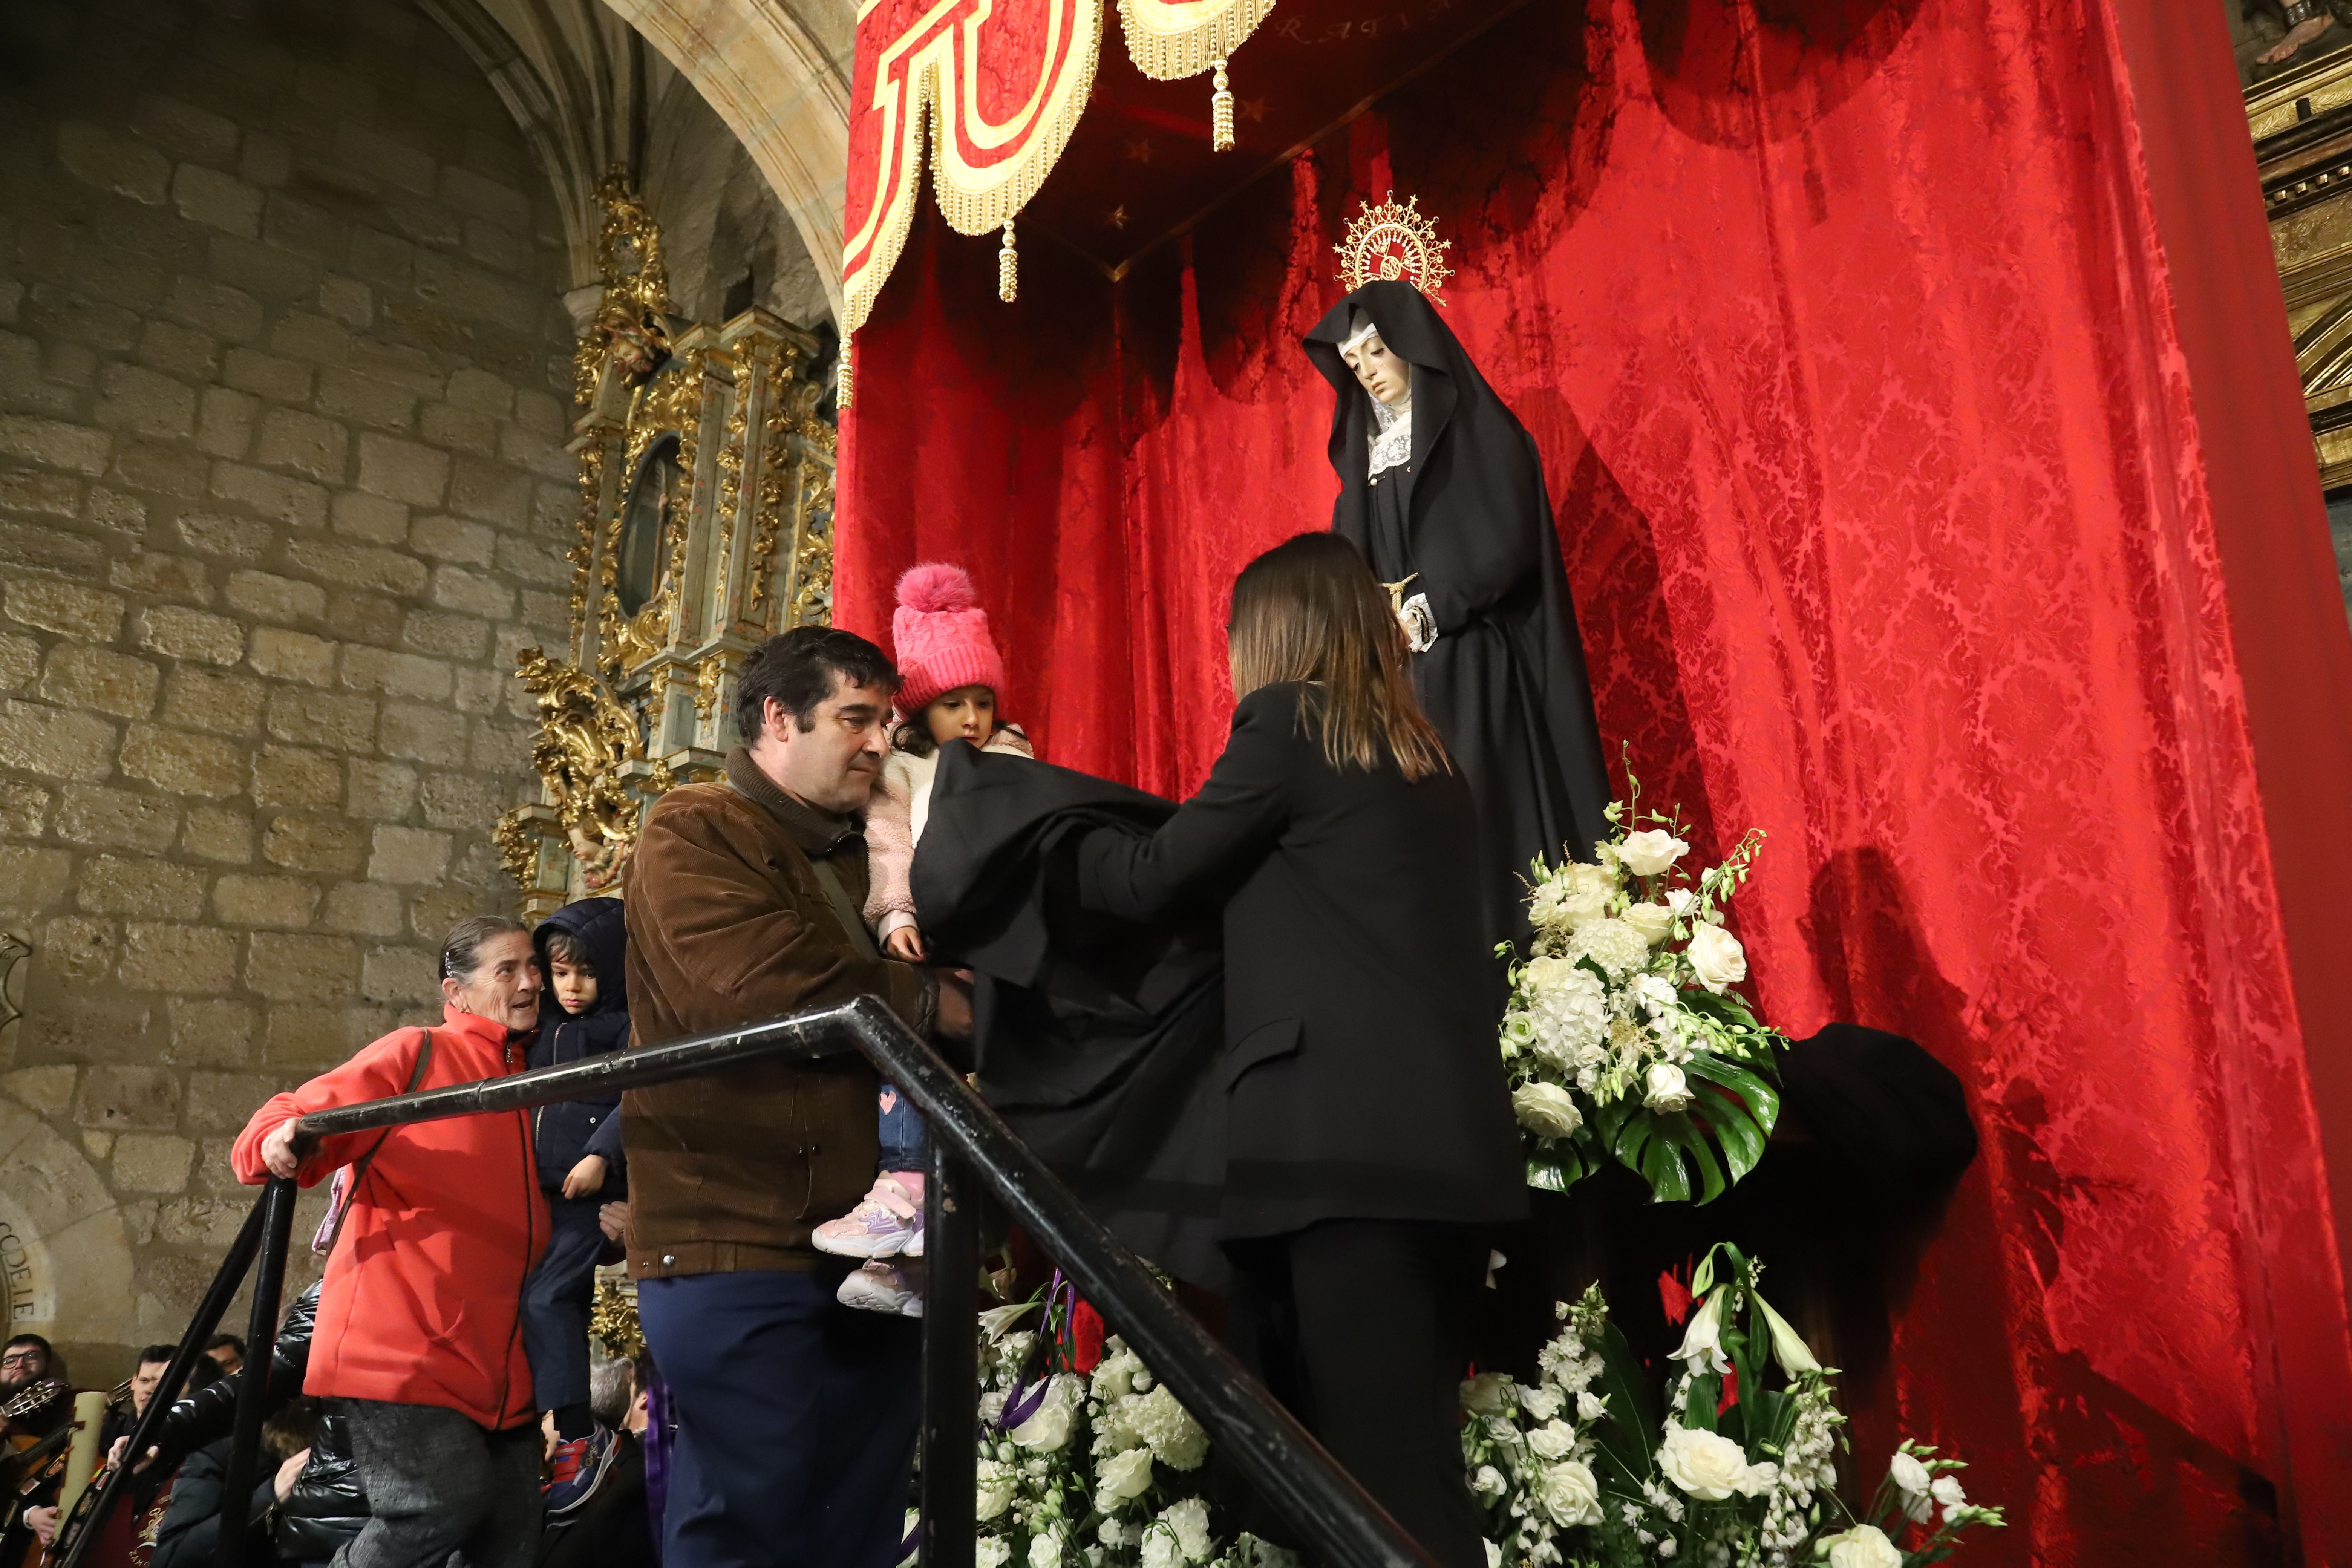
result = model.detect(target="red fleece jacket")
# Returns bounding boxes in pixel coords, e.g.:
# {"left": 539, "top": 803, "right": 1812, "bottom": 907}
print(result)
{"left": 233, "top": 1004, "right": 548, "bottom": 1430}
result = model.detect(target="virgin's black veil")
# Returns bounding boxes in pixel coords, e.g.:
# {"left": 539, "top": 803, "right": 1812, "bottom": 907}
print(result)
{"left": 1305, "top": 279, "right": 1613, "bottom": 948}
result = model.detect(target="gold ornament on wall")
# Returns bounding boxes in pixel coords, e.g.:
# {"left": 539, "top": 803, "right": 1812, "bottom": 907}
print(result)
{"left": 590, "top": 1277, "right": 645, "bottom": 1361}
{"left": 495, "top": 648, "right": 677, "bottom": 895}
{"left": 1335, "top": 192, "right": 1453, "bottom": 305}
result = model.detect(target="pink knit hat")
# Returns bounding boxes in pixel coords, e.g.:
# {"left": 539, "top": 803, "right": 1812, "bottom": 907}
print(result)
{"left": 891, "top": 563, "right": 1006, "bottom": 714}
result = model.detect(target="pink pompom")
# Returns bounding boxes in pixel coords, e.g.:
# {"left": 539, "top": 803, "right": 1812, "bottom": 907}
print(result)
{"left": 896, "top": 562, "right": 978, "bottom": 614}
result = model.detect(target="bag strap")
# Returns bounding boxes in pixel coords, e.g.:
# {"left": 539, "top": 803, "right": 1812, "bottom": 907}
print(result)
{"left": 808, "top": 855, "right": 885, "bottom": 963}
{"left": 318, "top": 1029, "right": 435, "bottom": 1259}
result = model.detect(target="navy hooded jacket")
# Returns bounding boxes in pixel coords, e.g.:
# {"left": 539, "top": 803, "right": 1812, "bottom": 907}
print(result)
{"left": 530, "top": 896, "right": 631, "bottom": 1197}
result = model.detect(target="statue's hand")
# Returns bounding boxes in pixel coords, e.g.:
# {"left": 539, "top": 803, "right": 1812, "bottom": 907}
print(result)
{"left": 1398, "top": 593, "right": 1437, "bottom": 654}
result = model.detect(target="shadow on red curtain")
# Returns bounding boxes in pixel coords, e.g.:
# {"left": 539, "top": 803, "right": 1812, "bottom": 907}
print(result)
{"left": 837, "top": 0, "right": 2352, "bottom": 1559}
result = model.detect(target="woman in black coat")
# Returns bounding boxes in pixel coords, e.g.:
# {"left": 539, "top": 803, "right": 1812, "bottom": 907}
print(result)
{"left": 1078, "top": 532, "right": 1524, "bottom": 1568}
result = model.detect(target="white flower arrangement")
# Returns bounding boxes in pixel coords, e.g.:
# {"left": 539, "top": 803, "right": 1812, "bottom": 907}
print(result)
{"left": 1502, "top": 765, "right": 1788, "bottom": 1203}
{"left": 965, "top": 1291, "right": 1298, "bottom": 1568}
{"left": 1463, "top": 1244, "right": 2004, "bottom": 1567}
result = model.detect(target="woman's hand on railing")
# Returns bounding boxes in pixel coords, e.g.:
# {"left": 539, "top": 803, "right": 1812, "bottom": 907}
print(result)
{"left": 259, "top": 1119, "right": 316, "bottom": 1179}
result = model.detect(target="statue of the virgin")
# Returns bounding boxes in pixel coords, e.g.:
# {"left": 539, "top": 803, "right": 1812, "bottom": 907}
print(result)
{"left": 1305, "top": 279, "right": 1613, "bottom": 949}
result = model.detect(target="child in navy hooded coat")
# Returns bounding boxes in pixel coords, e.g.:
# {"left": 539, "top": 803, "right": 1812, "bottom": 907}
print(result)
{"left": 522, "top": 896, "right": 631, "bottom": 1492}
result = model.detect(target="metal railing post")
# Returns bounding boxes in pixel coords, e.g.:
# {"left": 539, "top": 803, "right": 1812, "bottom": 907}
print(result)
{"left": 918, "top": 1147, "right": 978, "bottom": 1568}
{"left": 853, "top": 999, "right": 1438, "bottom": 1568}
{"left": 52, "top": 1194, "right": 269, "bottom": 1568}
{"left": 214, "top": 1177, "right": 297, "bottom": 1568}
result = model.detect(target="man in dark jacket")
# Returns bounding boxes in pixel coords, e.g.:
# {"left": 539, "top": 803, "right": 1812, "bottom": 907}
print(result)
{"left": 522, "top": 896, "right": 631, "bottom": 1484}
{"left": 621, "top": 625, "right": 969, "bottom": 1568}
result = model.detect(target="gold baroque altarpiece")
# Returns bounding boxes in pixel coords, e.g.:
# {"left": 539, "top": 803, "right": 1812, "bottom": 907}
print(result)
{"left": 498, "top": 171, "right": 839, "bottom": 917}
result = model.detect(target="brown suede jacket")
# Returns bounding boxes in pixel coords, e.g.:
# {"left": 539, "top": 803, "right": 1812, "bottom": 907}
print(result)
{"left": 620, "top": 747, "right": 936, "bottom": 1279}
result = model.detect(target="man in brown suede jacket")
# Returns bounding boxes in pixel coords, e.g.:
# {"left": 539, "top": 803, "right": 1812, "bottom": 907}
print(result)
{"left": 620, "top": 624, "right": 971, "bottom": 1568}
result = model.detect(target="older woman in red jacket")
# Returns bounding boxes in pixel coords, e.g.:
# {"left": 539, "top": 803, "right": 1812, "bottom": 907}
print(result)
{"left": 233, "top": 915, "right": 550, "bottom": 1568}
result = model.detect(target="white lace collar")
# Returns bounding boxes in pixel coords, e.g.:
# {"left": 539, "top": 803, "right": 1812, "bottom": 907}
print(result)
{"left": 1367, "top": 394, "right": 1412, "bottom": 478}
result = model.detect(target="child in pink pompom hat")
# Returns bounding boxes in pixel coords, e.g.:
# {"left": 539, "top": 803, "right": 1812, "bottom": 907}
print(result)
{"left": 814, "top": 562, "right": 1035, "bottom": 1315}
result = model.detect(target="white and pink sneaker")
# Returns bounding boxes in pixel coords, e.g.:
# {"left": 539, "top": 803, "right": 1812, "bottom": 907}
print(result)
{"left": 812, "top": 1174, "right": 924, "bottom": 1259}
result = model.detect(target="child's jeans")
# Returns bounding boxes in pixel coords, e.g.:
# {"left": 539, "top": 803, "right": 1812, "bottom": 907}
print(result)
{"left": 522, "top": 1195, "right": 608, "bottom": 1417}
{"left": 877, "top": 1082, "right": 928, "bottom": 1174}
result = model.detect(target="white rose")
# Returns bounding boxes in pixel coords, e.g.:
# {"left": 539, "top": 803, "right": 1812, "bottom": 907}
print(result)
{"left": 1617, "top": 829, "right": 1688, "bottom": 877}
{"left": 1575, "top": 1390, "right": 1607, "bottom": 1422}
{"left": 1162, "top": 1497, "right": 1213, "bottom": 1562}
{"left": 1663, "top": 888, "right": 1695, "bottom": 916}
{"left": 1888, "top": 1449, "right": 1931, "bottom": 1497}
{"left": 1656, "top": 1426, "right": 1748, "bottom": 1501}
{"left": 1643, "top": 1063, "right": 1693, "bottom": 1113}
{"left": 1472, "top": 1464, "right": 1507, "bottom": 1499}
{"left": 1932, "top": 1473, "right": 1969, "bottom": 1514}
{"left": 1620, "top": 902, "right": 1673, "bottom": 946}
{"left": 1518, "top": 1384, "right": 1562, "bottom": 1422}
{"left": 1525, "top": 1419, "right": 1577, "bottom": 1460}
{"left": 1460, "top": 1371, "right": 1516, "bottom": 1418}
{"left": 1512, "top": 1082, "right": 1584, "bottom": 1139}
{"left": 1533, "top": 1459, "right": 1603, "bottom": 1527}
{"left": 1684, "top": 925, "right": 1747, "bottom": 993}
{"left": 1009, "top": 1375, "right": 1082, "bottom": 1453}
{"left": 976, "top": 1459, "right": 1015, "bottom": 1521}
{"left": 1820, "top": 1525, "right": 1903, "bottom": 1568}
{"left": 976, "top": 1540, "right": 1012, "bottom": 1568}
{"left": 1092, "top": 1346, "right": 1145, "bottom": 1403}
{"left": 1141, "top": 1528, "right": 1179, "bottom": 1568}
{"left": 1094, "top": 1446, "right": 1153, "bottom": 1508}
{"left": 1028, "top": 1524, "right": 1064, "bottom": 1568}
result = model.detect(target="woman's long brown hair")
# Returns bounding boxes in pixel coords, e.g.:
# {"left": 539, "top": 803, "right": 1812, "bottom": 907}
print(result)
{"left": 1226, "top": 533, "right": 1451, "bottom": 782}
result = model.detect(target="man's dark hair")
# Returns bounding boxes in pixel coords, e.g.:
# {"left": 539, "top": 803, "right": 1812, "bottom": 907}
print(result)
{"left": 204, "top": 1334, "right": 244, "bottom": 1357}
{"left": 734, "top": 625, "right": 897, "bottom": 745}
{"left": 3, "top": 1334, "right": 51, "bottom": 1358}
{"left": 138, "top": 1344, "right": 178, "bottom": 1366}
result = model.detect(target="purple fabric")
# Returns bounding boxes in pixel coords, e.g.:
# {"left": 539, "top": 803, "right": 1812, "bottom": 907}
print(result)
{"left": 644, "top": 1371, "right": 674, "bottom": 1539}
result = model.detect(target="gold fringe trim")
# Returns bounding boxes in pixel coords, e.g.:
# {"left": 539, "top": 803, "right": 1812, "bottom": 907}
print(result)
{"left": 1116, "top": 0, "right": 1275, "bottom": 81}
{"left": 999, "top": 220, "right": 1019, "bottom": 302}
{"left": 1211, "top": 58, "right": 1234, "bottom": 150}
{"left": 838, "top": 335, "right": 854, "bottom": 410}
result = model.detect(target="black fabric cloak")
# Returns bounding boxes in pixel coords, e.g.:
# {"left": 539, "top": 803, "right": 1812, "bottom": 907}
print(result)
{"left": 1305, "top": 280, "right": 1613, "bottom": 950}
{"left": 909, "top": 742, "right": 1233, "bottom": 1291}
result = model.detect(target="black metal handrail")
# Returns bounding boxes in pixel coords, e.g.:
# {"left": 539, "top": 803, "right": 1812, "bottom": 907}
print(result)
{"left": 58, "top": 995, "right": 1437, "bottom": 1568}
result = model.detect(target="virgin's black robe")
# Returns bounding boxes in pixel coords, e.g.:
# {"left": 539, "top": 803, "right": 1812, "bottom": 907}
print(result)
{"left": 1305, "top": 280, "right": 1613, "bottom": 950}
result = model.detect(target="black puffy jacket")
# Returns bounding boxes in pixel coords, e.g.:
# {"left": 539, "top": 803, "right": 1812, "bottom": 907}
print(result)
{"left": 149, "top": 1283, "right": 320, "bottom": 1469}
{"left": 144, "top": 1281, "right": 370, "bottom": 1563}
{"left": 273, "top": 1409, "right": 366, "bottom": 1564}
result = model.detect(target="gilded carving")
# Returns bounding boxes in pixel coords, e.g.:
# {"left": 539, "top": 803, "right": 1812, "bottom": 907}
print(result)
{"left": 574, "top": 168, "right": 675, "bottom": 409}
{"left": 694, "top": 656, "right": 724, "bottom": 723}
{"left": 600, "top": 354, "right": 705, "bottom": 681}
{"left": 495, "top": 648, "right": 678, "bottom": 894}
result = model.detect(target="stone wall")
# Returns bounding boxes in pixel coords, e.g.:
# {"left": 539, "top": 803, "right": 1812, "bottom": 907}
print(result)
{"left": 0, "top": 0, "right": 574, "bottom": 1380}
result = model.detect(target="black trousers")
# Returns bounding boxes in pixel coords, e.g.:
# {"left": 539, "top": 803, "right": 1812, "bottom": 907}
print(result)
{"left": 521, "top": 1196, "right": 608, "bottom": 1418}
{"left": 1223, "top": 1220, "right": 1489, "bottom": 1568}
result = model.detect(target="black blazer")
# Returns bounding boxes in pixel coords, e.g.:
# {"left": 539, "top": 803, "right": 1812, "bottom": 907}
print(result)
{"left": 1079, "top": 682, "right": 1526, "bottom": 1237}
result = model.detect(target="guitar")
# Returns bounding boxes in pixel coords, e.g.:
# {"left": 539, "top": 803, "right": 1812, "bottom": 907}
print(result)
{"left": 1, "top": 1383, "right": 73, "bottom": 1568}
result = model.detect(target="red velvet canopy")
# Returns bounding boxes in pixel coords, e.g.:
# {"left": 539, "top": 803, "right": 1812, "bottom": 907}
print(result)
{"left": 836, "top": 0, "right": 2352, "bottom": 1560}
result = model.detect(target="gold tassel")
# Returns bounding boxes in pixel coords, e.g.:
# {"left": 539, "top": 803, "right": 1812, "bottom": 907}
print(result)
{"left": 837, "top": 335, "right": 854, "bottom": 409}
{"left": 1211, "top": 58, "right": 1234, "bottom": 152}
{"left": 998, "top": 219, "right": 1018, "bottom": 303}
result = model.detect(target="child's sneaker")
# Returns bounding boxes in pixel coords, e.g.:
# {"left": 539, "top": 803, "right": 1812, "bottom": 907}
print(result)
{"left": 545, "top": 1425, "right": 620, "bottom": 1515}
{"left": 838, "top": 1259, "right": 923, "bottom": 1316}
{"left": 812, "top": 1175, "right": 921, "bottom": 1259}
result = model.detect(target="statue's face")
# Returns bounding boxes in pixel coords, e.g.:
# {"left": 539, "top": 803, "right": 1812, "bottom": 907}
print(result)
{"left": 1341, "top": 330, "right": 1412, "bottom": 409}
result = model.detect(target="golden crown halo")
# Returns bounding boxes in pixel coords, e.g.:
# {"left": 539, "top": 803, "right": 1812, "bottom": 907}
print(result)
{"left": 1334, "top": 193, "right": 1453, "bottom": 305}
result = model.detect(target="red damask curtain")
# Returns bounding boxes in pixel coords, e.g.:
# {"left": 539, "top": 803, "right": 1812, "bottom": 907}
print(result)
{"left": 838, "top": 0, "right": 2352, "bottom": 1559}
